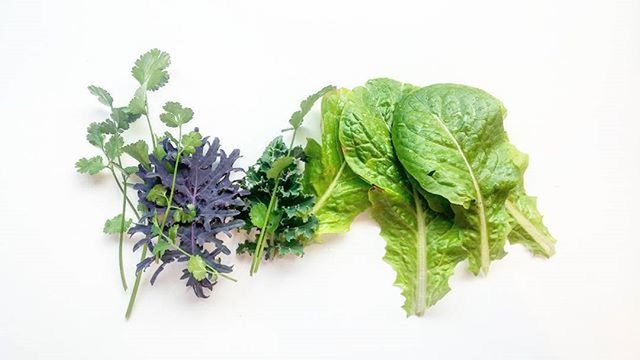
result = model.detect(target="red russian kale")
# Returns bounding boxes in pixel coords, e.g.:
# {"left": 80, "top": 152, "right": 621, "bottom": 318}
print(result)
{"left": 129, "top": 134, "right": 247, "bottom": 297}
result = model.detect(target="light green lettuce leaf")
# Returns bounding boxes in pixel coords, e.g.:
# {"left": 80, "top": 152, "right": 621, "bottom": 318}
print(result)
{"left": 339, "top": 79, "right": 466, "bottom": 315}
{"left": 339, "top": 79, "right": 417, "bottom": 200}
{"left": 304, "top": 88, "right": 370, "bottom": 235}
{"left": 370, "top": 188, "right": 465, "bottom": 316}
{"left": 505, "top": 145, "right": 556, "bottom": 257}
{"left": 392, "top": 84, "right": 520, "bottom": 275}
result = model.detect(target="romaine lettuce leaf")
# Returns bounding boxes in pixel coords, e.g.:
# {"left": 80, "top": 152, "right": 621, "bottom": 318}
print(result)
{"left": 392, "top": 84, "right": 520, "bottom": 274}
{"left": 505, "top": 145, "right": 556, "bottom": 257}
{"left": 304, "top": 89, "right": 370, "bottom": 235}
{"left": 339, "top": 78, "right": 467, "bottom": 315}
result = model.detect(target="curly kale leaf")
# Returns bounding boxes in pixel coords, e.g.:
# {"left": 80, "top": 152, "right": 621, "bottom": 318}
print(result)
{"left": 238, "top": 136, "right": 318, "bottom": 262}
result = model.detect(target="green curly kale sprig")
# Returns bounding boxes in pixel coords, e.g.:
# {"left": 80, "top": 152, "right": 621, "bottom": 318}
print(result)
{"left": 239, "top": 86, "right": 334, "bottom": 275}
{"left": 238, "top": 137, "right": 317, "bottom": 260}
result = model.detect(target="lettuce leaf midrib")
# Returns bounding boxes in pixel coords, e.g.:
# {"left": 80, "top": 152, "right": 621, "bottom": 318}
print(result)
{"left": 431, "top": 113, "right": 490, "bottom": 274}
{"left": 312, "top": 161, "right": 347, "bottom": 214}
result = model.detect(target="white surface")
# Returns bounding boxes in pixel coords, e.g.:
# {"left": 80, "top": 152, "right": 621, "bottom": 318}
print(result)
{"left": 1, "top": 0, "right": 639, "bottom": 359}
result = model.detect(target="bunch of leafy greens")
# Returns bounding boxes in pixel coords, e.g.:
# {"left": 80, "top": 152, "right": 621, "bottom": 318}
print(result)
{"left": 309, "top": 78, "right": 556, "bottom": 316}
{"left": 238, "top": 85, "right": 347, "bottom": 275}
{"left": 77, "top": 51, "right": 555, "bottom": 318}
{"left": 76, "top": 49, "right": 246, "bottom": 319}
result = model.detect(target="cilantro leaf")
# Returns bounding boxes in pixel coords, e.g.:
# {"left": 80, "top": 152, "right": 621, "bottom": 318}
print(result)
{"left": 181, "top": 131, "right": 202, "bottom": 155}
{"left": 249, "top": 202, "right": 268, "bottom": 228}
{"left": 187, "top": 255, "right": 208, "bottom": 281}
{"left": 249, "top": 202, "right": 280, "bottom": 233}
{"left": 266, "top": 156, "right": 294, "bottom": 179}
{"left": 75, "top": 156, "right": 105, "bottom": 175}
{"left": 288, "top": 85, "right": 335, "bottom": 129}
{"left": 99, "top": 119, "right": 118, "bottom": 134}
{"left": 146, "top": 184, "right": 168, "bottom": 206}
{"left": 159, "top": 102, "right": 193, "bottom": 128}
{"left": 122, "top": 140, "right": 150, "bottom": 168}
{"left": 124, "top": 166, "right": 138, "bottom": 176}
{"left": 128, "top": 87, "right": 147, "bottom": 115}
{"left": 168, "top": 224, "right": 178, "bottom": 241}
{"left": 110, "top": 108, "right": 132, "bottom": 130}
{"left": 173, "top": 204, "right": 197, "bottom": 223}
{"left": 131, "top": 49, "right": 171, "bottom": 91}
{"left": 86, "top": 122, "right": 105, "bottom": 147}
{"left": 88, "top": 85, "right": 113, "bottom": 107}
{"left": 104, "top": 134, "right": 124, "bottom": 161}
{"left": 103, "top": 214, "right": 133, "bottom": 234}
{"left": 153, "top": 238, "right": 170, "bottom": 258}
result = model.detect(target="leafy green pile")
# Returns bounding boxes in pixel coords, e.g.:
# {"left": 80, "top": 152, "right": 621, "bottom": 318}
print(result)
{"left": 77, "top": 49, "right": 246, "bottom": 319}
{"left": 78, "top": 49, "right": 555, "bottom": 318}
{"left": 303, "top": 78, "right": 556, "bottom": 316}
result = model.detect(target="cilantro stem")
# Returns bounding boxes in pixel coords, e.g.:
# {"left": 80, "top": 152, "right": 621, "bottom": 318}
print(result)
{"left": 125, "top": 244, "right": 147, "bottom": 320}
{"left": 250, "top": 128, "right": 299, "bottom": 275}
{"left": 118, "top": 178, "right": 129, "bottom": 291}
{"left": 144, "top": 94, "right": 157, "bottom": 149}
{"left": 250, "top": 185, "right": 279, "bottom": 275}
{"left": 126, "top": 126, "right": 182, "bottom": 319}
{"left": 108, "top": 167, "right": 140, "bottom": 219}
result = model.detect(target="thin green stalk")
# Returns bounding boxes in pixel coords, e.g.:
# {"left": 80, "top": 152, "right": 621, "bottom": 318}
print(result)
{"left": 125, "top": 244, "right": 147, "bottom": 320}
{"left": 108, "top": 166, "right": 140, "bottom": 219}
{"left": 118, "top": 179, "right": 129, "bottom": 291}
{"left": 126, "top": 127, "right": 182, "bottom": 319}
{"left": 250, "top": 187, "right": 279, "bottom": 275}
{"left": 159, "top": 126, "right": 182, "bottom": 232}
{"left": 250, "top": 128, "right": 298, "bottom": 275}
{"left": 144, "top": 94, "right": 157, "bottom": 149}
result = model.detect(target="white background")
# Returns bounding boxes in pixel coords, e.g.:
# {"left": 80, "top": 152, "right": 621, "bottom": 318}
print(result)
{"left": 1, "top": 0, "right": 638, "bottom": 359}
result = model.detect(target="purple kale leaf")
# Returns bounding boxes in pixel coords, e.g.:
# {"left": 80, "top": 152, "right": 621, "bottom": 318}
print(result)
{"left": 129, "top": 132, "right": 247, "bottom": 298}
